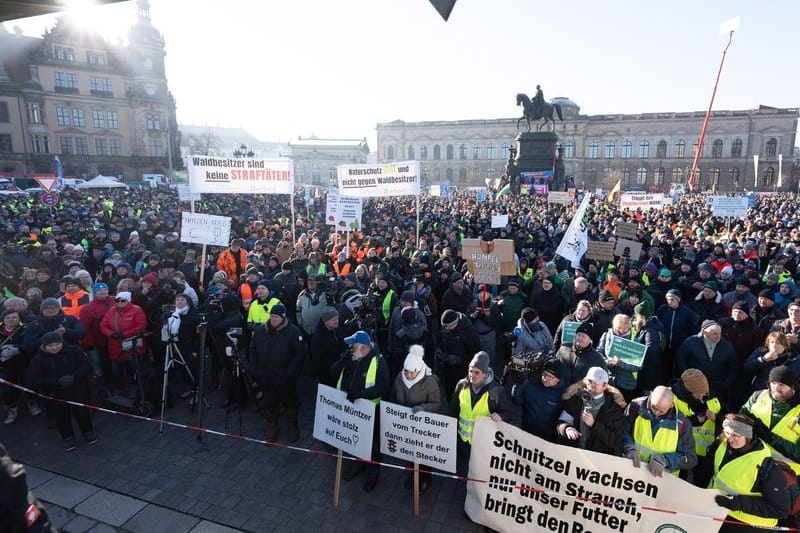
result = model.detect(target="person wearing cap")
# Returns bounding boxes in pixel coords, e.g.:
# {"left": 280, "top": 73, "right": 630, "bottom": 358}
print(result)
{"left": 497, "top": 277, "right": 526, "bottom": 337}
{"left": 387, "top": 292, "right": 429, "bottom": 377}
{"left": 512, "top": 359, "right": 565, "bottom": 442}
{"left": 752, "top": 289, "right": 787, "bottom": 332}
{"left": 435, "top": 309, "right": 482, "bottom": 398}
{"left": 622, "top": 386, "right": 697, "bottom": 477}
{"left": 389, "top": 344, "right": 442, "bottom": 493}
{"left": 215, "top": 239, "right": 248, "bottom": 289}
{"left": 557, "top": 366, "right": 626, "bottom": 454}
{"left": 330, "top": 330, "right": 390, "bottom": 491}
{"left": 79, "top": 282, "right": 114, "bottom": 384}
{"left": 450, "top": 351, "right": 512, "bottom": 475}
{"left": 511, "top": 307, "right": 554, "bottom": 362}
{"left": 28, "top": 331, "right": 97, "bottom": 451}
{"left": 672, "top": 368, "right": 725, "bottom": 464}
{"left": 690, "top": 280, "right": 727, "bottom": 323}
{"left": 440, "top": 271, "right": 475, "bottom": 316}
{"left": 23, "top": 297, "right": 85, "bottom": 353}
{"left": 722, "top": 280, "right": 758, "bottom": 311}
{"left": 99, "top": 291, "right": 147, "bottom": 394}
{"left": 249, "top": 303, "right": 305, "bottom": 443}
{"left": 741, "top": 365, "right": 800, "bottom": 462}
{"left": 645, "top": 267, "right": 676, "bottom": 311}
{"left": 591, "top": 289, "right": 617, "bottom": 345}
{"left": 707, "top": 413, "right": 795, "bottom": 531}
{"left": 555, "top": 320, "right": 607, "bottom": 386}
{"left": 656, "top": 288, "right": 700, "bottom": 382}
{"left": 246, "top": 279, "right": 282, "bottom": 327}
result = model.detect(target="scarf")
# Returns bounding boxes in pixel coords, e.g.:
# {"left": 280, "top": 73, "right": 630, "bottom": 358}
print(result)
{"left": 168, "top": 305, "right": 188, "bottom": 336}
{"left": 401, "top": 362, "right": 432, "bottom": 389}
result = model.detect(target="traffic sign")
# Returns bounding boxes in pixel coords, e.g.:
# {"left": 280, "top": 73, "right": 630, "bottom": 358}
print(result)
{"left": 40, "top": 192, "right": 59, "bottom": 207}
{"left": 34, "top": 175, "right": 58, "bottom": 192}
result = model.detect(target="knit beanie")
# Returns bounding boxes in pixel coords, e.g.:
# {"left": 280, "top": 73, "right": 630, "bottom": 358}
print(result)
{"left": 441, "top": 309, "right": 459, "bottom": 328}
{"left": 41, "top": 331, "right": 64, "bottom": 346}
{"left": 768, "top": 365, "right": 797, "bottom": 388}
{"left": 680, "top": 369, "right": 709, "bottom": 396}
{"left": 731, "top": 300, "right": 750, "bottom": 314}
{"left": 633, "top": 302, "right": 650, "bottom": 318}
{"left": 469, "top": 351, "right": 490, "bottom": 373}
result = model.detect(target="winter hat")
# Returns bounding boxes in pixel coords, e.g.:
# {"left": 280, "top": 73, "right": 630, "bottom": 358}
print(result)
{"left": 666, "top": 289, "right": 682, "bottom": 300}
{"left": 575, "top": 322, "right": 594, "bottom": 338}
{"left": 700, "top": 319, "right": 719, "bottom": 331}
{"left": 401, "top": 306, "right": 417, "bottom": 325}
{"left": 721, "top": 266, "right": 734, "bottom": 276}
{"left": 115, "top": 291, "right": 132, "bottom": 302}
{"left": 93, "top": 282, "right": 109, "bottom": 292}
{"left": 40, "top": 298, "right": 61, "bottom": 310}
{"left": 320, "top": 307, "right": 339, "bottom": 322}
{"left": 400, "top": 290, "right": 415, "bottom": 303}
{"left": 270, "top": 303, "right": 287, "bottom": 317}
{"left": 141, "top": 272, "right": 158, "bottom": 285}
{"left": 768, "top": 365, "right": 797, "bottom": 388}
{"left": 658, "top": 268, "right": 672, "bottom": 277}
{"left": 257, "top": 279, "right": 271, "bottom": 289}
{"left": 521, "top": 307, "right": 538, "bottom": 322}
{"left": 633, "top": 302, "right": 650, "bottom": 318}
{"left": 469, "top": 351, "right": 490, "bottom": 373}
{"left": 404, "top": 345, "right": 425, "bottom": 373}
{"left": 680, "top": 369, "right": 709, "bottom": 396}
{"left": 758, "top": 289, "right": 775, "bottom": 301}
{"left": 542, "top": 360, "right": 561, "bottom": 379}
{"left": 441, "top": 309, "right": 459, "bottom": 328}
{"left": 732, "top": 300, "right": 750, "bottom": 313}
{"left": 598, "top": 289, "right": 614, "bottom": 303}
{"left": 450, "top": 271, "right": 463, "bottom": 283}
{"left": 41, "top": 331, "right": 64, "bottom": 346}
{"left": 585, "top": 366, "right": 609, "bottom": 384}
{"left": 506, "top": 278, "right": 521, "bottom": 288}
{"left": 703, "top": 281, "right": 718, "bottom": 292}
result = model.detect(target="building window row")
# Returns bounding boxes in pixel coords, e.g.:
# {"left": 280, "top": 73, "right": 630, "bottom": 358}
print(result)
{"left": 87, "top": 51, "right": 106, "bottom": 65}
{"left": 54, "top": 72, "right": 78, "bottom": 89}
{"left": 54, "top": 46, "right": 75, "bottom": 61}
{"left": 146, "top": 114, "right": 161, "bottom": 131}
{"left": 90, "top": 76, "right": 113, "bottom": 93}
{"left": 31, "top": 134, "right": 49, "bottom": 153}
{"left": 59, "top": 136, "right": 89, "bottom": 155}
{"left": 0, "top": 134, "right": 12, "bottom": 152}
{"left": 94, "top": 137, "right": 122, "bottom": 156}
{"left": 55, "top": 106, "right": 86, "bottom": 128}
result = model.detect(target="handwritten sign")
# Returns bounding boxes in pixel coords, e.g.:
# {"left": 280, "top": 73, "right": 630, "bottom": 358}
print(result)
{"left": 613, "top": 238, "right": 643, "bottom": 261}
{"left": 608, "top": 336, "right": 647, "bottom": 367}
{"left": 180, "top": 212, "right": 231, "bottom": 247}
{"left": 585, "top": 241, "right": 615, "bottom": 262}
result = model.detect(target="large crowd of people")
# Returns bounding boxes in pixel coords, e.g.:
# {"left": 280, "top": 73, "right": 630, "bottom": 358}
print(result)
{"left": 3, "top": 185, "right": 800, "bottom": 530}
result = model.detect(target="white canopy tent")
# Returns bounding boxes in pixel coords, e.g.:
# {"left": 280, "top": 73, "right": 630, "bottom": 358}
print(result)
{"left": 74, "top": 175, "right": 127, "bottom": 189}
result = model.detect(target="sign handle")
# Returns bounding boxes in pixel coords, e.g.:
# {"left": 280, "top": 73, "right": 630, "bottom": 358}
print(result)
{"left": 415, "top": 195, "right": 420, "bottom": 246}
{"left": 333, "top": 449, "right": 343, "bottom": 510}
{"left": 198, "top": 244, "right": 207, "bottom": 293}
{"left": 413, "top": 462, "right": 420, "bottom": 517}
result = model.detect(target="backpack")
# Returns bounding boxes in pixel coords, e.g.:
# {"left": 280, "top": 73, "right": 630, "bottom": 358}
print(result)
{"left": 766, "top": 459, "right": 800, "bottom": 524}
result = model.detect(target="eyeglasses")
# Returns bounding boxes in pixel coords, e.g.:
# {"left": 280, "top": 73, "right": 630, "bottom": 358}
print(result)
{"left": 115, "top": 298, "right": 128, "bottom": 303}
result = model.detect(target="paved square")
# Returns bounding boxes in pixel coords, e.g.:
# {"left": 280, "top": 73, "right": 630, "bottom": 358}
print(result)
{"left": 123, "top": 504, "right": 199, "bottom": 533}
{"left": 35, "top": 475, "right": 100, "bottom": 508}
{"left": 75, "top": 489, "right": 149, "bottom": 527}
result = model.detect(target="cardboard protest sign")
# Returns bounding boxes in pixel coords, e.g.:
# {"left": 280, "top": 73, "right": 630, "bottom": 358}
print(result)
{"left": 462, "top": 238, "right": 516, "bottom": 285}
{"left": 586, "top": 241, "right": 615, "bottom": 262}
{"left": 313, "top": 384, "right": 375, "bottom": 460}
{"left": 615, "top": 222, "right": 638, "bottom": 240}
{"left": 379, "top": 402, "right": 457, "bottom": 473}
{"left": 180, "top": 212, "right": 231, "bottom": 247}
{"left": 613, "top": 238, "right": 643, "bottom": 261}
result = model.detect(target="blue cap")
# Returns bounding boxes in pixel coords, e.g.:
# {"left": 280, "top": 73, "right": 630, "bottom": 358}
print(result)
{"left": 93, "top": 282, "right": 109, "bottom": 292}
{"left": 344, "top": 330, "right": 372, "bottom": 346}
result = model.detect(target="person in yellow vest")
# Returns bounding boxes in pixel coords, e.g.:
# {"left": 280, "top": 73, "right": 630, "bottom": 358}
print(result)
{"left": 622, "top": 385, "right": 697, "bottom": 477}
{"left": 449, "top": 351, "right": 513, "bottom": 476}
{"left": 330, "top": 330, "right": 390, "bottom": 492}
{"left": 710, "top": 413, "right": 795, "bottom": 532}
{"left": 741, "top": 365, "right": 800, "bottom": 462}
{"left": 246, "top": 280, "right": 282, "bottom": 328}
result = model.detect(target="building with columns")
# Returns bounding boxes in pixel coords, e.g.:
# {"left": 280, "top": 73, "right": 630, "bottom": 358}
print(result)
{"left": 0, "top": 0, "right": 179, "bottom": 181}
{"left": 376, "top": 99, "right": 799, "bottom": 192}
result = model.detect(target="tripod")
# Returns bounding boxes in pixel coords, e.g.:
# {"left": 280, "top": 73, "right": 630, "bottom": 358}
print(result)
{"left": 158, "top": 334, "right": 207, "bottom": 432}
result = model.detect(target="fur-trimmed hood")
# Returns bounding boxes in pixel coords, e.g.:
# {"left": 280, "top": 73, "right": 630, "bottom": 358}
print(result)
{"left": 561, "top": 379, "right": 628, "bottom": 409}
{"left": 694, "top": 290, "right": 722, "bottom": 304}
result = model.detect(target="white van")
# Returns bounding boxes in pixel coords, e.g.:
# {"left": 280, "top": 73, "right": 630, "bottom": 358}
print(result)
{"left": 62, "top": 178, "right": 86, "bottom": 188}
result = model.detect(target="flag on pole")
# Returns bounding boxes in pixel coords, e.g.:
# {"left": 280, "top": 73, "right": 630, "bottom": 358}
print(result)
{"left": 555, "top": 193, "right": 591, "bottom": 268}
{"left": 607, "top": 179, "right": 621, "bottom": 203}
{"left": 53, "top": 156, "right": 63, "bottom": 188}
{"left": 778, "top": 154, "right": 783, "bottom": 188}
{"left": 753, "top": 155, "right": 759, "bottom": 188}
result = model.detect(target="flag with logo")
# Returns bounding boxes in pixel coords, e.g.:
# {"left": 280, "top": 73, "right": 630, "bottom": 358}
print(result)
{"left": 53, "top": 156, "right": 63, "bottom": 188}
{"left": 556, "top": 193, "right": 591, "bottom": 268}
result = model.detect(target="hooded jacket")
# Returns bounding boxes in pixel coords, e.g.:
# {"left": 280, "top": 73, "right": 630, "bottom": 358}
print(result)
{"left": 249, "top": 316, "right": 304, "bottom": 386}
{"left": 557, "top": 380, "right": 627, "bottom": 454}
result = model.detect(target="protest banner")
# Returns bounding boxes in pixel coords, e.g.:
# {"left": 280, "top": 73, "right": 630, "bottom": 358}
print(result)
{"left": 333, "top": 195, "right": 363, "bottom": 231}
{"left": 379, "top": 402, "right": 457, "bottom": 473}
{"left": 710, "top": 196, "right": 749, "bottom": 218}
{"left": 313, "top": 384, "right": 375, "bottom": 460}
{"left": 585, "top": 241, "right": 615, "bottom": 262}
{"left": 325, "top": 187, "right": 339, "bottom": 226}
{"left": 337, "top": 161, "right": 420, "bottom": 197}
{"left": 548, "top": 191, "right": 573, "bottom": 205}
{"left": 613, "top": 238, "right": 643, "bottom": 260}
{"left": 607, "top": 336, "right": 647, "bottom": 366}
{"left": 491, "top": 214, "right": 509, "bottom": 228}
{"left": 462, "top": 238, "right": 516, "bottom": 285}
{"left": 614, "top": 222, "right": 638, "bottom": 240}
{"left": 180, "top": 212, "right": 231, "bottom": 247}
{"left": 560, "top": 322, "right": 580, "bottom": 345}
{"left": 619, "top": 193, "right": 672, "bottom": 211}
{"left": 465, "top": 418, "right": 726, "bottom": 532}
{"left": 429, "top": 184, "right": 441, "bottom": 197}
{"left": 187, "top": 156, "right": 293, "bottom": 194}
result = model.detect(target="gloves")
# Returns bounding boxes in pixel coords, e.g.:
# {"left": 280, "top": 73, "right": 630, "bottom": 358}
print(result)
{"left": 411, "top": 405, "right": 425, "bottom": 414}
{"left": 445, "top": 354, "right": 461, "bottom": 366}
{"left": 346, "top": 390, "right": 359, "bottom": 402}
{"left": 625, "top": 449, "right": 641, "bottom": 468}
{"left": 714, "top": 494, "right": 741, "bottom": 511}
{"left": 647, "top": 455, "right": 666, "bottom": 477}
{"left": 58, "top": 374, "right": 75, "bottom": 389}
{"left": 111, "top": 331, "right": 124, "bottom": 339}
{"left": 0, "top": 346, "right": 20, "bottom": 362}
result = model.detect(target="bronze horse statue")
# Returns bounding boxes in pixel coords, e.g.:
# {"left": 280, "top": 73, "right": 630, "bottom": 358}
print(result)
{"left": 516, "top": 93, "right": 564, "bottom": 132}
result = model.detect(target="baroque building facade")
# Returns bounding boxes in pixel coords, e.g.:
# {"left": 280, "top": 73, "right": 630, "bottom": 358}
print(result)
{"left": 287, "top": 136, "right": 370, "bottom": 187}
{"left": 0, "top": 0, "right": 179, "bottom": 181}
{"left": 376, "top": 98, "right": 799, "bottom": 192}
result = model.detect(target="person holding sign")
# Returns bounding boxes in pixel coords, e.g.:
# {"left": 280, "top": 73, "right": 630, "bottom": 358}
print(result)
{"left": 449, "top": 351, "right": 512, "bottom": 476}
{"left": 330, "top": 330, "right": 390, "bottom": 492}
{"left": 388, "top": 345, "right": 442, "bottom": 493}
{"left": 597, "top": 314, "right": 642, "bottom": 401}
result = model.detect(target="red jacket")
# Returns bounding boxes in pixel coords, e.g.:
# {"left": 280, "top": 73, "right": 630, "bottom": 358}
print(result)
{"left": 79, "top": 297, "right": 113, "bottom": 349}
{"left": 99, "top": 303, "right": 147, "bottom": 361}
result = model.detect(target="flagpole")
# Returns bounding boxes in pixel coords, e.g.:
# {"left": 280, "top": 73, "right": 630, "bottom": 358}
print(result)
{"left": 688, "top": 18, "right": 739, "bottom": 192}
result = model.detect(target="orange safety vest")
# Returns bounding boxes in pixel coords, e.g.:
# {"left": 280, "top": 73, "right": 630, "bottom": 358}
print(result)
{"left": 60, "top": 291, "right": 91, "bottom": 317}
{"left": 239, "top": 282, "right": 255, "bottom": 311}
{"left": 333, "top": 261, "right": 351, "bottom": 278}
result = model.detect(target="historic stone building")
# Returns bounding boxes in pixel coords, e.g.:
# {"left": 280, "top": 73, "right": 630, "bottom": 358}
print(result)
{"left": 287, "top": 136, "right": 370, "bottom": 186}
{"left": 0, "top": 0, "right": 179, "bottom": 181}
{"left": 376, "top": 98, "right": 799, "bottom": 192}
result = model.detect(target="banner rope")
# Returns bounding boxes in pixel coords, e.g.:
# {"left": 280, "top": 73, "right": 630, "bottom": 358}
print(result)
{"left": 0, "top": 377, "right": 794, "bottom": 531}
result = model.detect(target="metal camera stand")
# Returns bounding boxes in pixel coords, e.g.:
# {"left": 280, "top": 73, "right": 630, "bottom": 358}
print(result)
{"left": 222, "top": 327, "right": 245, "bottom": 435}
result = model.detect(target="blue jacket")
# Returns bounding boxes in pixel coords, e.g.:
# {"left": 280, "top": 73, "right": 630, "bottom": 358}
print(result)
{"left": 655, "top": 303, "right": 699, "bottom": 351}
{"left": 513, "top": 377, "right": 565, "bottom": 442}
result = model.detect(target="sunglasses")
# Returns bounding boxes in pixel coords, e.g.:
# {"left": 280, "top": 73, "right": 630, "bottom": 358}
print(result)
{"left": 115, "top": 298, "right": 128, "bottom": 303}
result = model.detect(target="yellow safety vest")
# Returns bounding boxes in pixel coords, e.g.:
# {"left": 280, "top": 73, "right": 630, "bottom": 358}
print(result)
{"left": 246, "top": 297, "right": 281, "bottom": 324}
{"left": 457, "top": 386, "right": 490, "bottom": 444}
{"left": 381, "top": 289, "right": 395, "bottom": 323}
{"left": 748, "top": 390, "right": 800, "bottom": 445}
{"left": 710, "top": 441, "right": 777, "bottom": 528}
{"left": 632, "top": 412, "right": 680, "bottom": 475}
{"left": 306, "top": 263, "right": 327, "bottom": 276}
{"left": 518, "top": 267, "right": 534, "bottom": 281}
{"left": 673, "top": 396, "right": 722, "bottom": 457}
{"left": 337, "top": 355, "right": 381, "bottom": 404}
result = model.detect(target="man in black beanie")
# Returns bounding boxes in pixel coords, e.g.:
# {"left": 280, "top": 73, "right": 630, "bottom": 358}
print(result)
{"left": 741, "top": 365, "right": 800, "bottom": 462}
{"left": 555, "top": 321, "right": 607, "bottom": 386}
{"left": 752, "top": 289, "right": 786, "bottom": 332}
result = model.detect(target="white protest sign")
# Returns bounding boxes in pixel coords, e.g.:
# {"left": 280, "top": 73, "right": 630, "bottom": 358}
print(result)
{"left": 379, "top": 402, "right": 457, "bottom": 473}
{"left": 325, "top": 187, "right": 339, "bottom": 226}
{"left": 188, "top": 156, "right": 293, "bottom": 194}
{"left": 465, "top": 418, "right": 727, "bottom": 533}
{"left": 710, "top": 196, "right": 749, "bottom": 218}
{"left": 337, "top": 161, "right": 420, "bottom": 197}
{"left": 491, "top": 214, "right": 509, "bottom": 228}
{"left": 312, "top": 384, "right": 375, "bottom": 460}
{"left": 180, "top": 212, "right": 231, "bottom": 247}
{"left": 176, "top": 184, "right": 201, "bottom": 203}
{"left": 547, "top": 191, "right": 573, "bottom": 205}
{"left": 429, "top": 184, "right": 441, "bottom": 197}
{"left": 619, "top": 193, "right": 672, "bottom": 211}
{"left": 613, "top": 238, "right": 643, "bottom": 260}
{"left": 334, "top": 196, "right": 363, "bottom": 231}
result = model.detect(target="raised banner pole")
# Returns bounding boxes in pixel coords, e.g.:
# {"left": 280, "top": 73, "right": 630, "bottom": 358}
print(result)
{"left": 290, "top": 189, "right": 297, "bottom": 244}
{"left": 333, "top": 450, "right": 343, "bottom": 510}
{"left": 413, "top": 462, "right": 420, "bottom": 517}
{"left": 415, "top": 195, "right": 420, "bottom": 246}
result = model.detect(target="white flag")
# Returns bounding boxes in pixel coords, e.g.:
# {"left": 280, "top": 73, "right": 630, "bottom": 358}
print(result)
{"left": 556, "top": 193, "right": 591, "bottom": 268}
{"left": 778, "top": 154, "right": 783, "bottom": 188}
{"left": 753, "top": 154, "right": 759, "bottom": 188}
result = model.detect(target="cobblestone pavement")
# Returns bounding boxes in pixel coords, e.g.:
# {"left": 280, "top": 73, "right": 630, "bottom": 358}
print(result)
{"left": 3, "top": 375, "right": 484, "bottom": 532}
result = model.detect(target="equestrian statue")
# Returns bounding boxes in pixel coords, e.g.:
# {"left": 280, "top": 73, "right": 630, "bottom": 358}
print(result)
{"left": 516, "top": 86, "right": 563, "bottom": 132}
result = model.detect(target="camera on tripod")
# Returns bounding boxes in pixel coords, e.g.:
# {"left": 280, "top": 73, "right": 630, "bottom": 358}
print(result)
{"left": 507, "top": 349, "right": 555, "bottom": 381}
{"left": 225, "top": 327, "right": 243, "bottom": 357}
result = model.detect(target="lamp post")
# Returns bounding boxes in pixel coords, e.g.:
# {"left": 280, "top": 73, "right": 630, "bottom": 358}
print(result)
{"left": 232, "top": 144, "right": 255, "bottom": 158}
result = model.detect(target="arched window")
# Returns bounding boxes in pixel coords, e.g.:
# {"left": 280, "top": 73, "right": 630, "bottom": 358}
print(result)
{"left": 386, "top": 145, "right": 394, "bottom": 160}
{"left": 565, "top": 141, "right": 574, "bottom": 159}
{"left": 729, "top": 167, "right": 740, "bottom": 186}
{"left": 501, "top": 143, "right": 510, "bottom": 160}
{"left": 766, "top": 138, "right": 778, "bottom": 157}
{"left": 672, "top": 167, "right": 685, "bottom": 183}
{"left": 604, "top": 141, "right": 615, "bottom": 159}
{"left": 587, "top": 141, "right": 599, "bottom": 159}
{"left": 764, "top": 167, "right": 775, "bottom": 186}
{"left": 446, "top": 144, "right": 454, "bottom": 160}
{"left": 458, "top": 167, "right": 467, "bottom": 183}
{"left": 692, "top": 139, "right": 702, "bottom": 157}
{"left": 407, "top": 145, "right": 415, "bottom": 159}
{"left": 710, "top": 168, "right": 720, "bottom": 187}
{"left": 459, "top": 144, "right": 467, "bottom": 159}
{"left": 731, "top": 139, "right": 743, "bottom": 158}
{"left": 621, "top": 140, "right": 632, "bottom": 159}
{"left": 446, "top": 167, "right": 453, "bottom": 180}
{"left": 638, "top": 140, "right": 649, "bottom": 159}
{"left": 674, "top": 140, "right": 686, "bottom": 158}
{"left": 487, "top": 143, "right": 496, "bottom": 160}
{"left": 637, "top": 167, "right": 647, "bottom": 184}
{"left": 472, "top": 144, "right": 480, "bottom": 159}
{"left": 712, "top": 139, "right": 723, "bottom": 158}
{"left": 654, "top": 167, "right": 665, "bottom": 185}
{"left": 419, "top": 145, "right": 427, "bottom": 160}
{"left": 433, "top": 145, "right": 441, "bottom": 160}
{"left": 656, "top": 140, "right": 667, "bottom": 159}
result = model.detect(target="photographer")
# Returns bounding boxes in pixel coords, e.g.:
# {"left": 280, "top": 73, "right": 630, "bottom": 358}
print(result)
{"left": 164, "top": 293, "right": 202, "bottom": 404}
{"left": 311, "top": 307, "right": 346, "bottom": 387}
{"left": 206, "top": 287, "right": 244, "bottom": 396}
{"left": 436, "top": 309, "right": 482, "bottom": 398}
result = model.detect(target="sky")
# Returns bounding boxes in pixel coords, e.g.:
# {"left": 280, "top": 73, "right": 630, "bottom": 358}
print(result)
{"left": 4, "top": 0, "right": 799, "bottom": 149}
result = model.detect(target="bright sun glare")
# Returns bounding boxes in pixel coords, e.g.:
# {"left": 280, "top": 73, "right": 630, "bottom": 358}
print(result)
{"left": 61, "top": 0, "right": 134, "bottom": 42}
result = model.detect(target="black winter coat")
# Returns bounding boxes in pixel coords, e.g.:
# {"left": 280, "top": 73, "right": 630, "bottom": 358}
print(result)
{"left": 436, "top": 315, "right": 482, "bottom": 367}
{"left": 249, "top": 318, "right": 304, "bottom": 386}
{"left": 676, "top": 334, "right": 738, "bottom": 396}
{"left": 22, "top": 312, "right": 85, "bottom": 353}
{"left": 27, "top": 343, "right": 91, "bottom": 401}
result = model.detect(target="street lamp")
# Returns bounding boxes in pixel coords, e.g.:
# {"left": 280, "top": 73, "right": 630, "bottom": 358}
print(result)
{"left": 232, "top": 143, "right": 255, "bottom": 158}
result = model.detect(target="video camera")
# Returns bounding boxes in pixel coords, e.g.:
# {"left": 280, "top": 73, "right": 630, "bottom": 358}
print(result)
{"left": 507, "top": 349, "right": 555, "bottom": 381}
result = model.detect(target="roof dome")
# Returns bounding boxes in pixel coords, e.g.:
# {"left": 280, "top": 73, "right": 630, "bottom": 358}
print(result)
{"left": 549, "top": 97, "right": 580, "bottom": 119}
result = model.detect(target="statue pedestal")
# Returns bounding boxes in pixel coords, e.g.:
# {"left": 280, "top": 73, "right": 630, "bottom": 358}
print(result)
{"left": 515, "top": 131, "right": 558, "bottom": 174}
